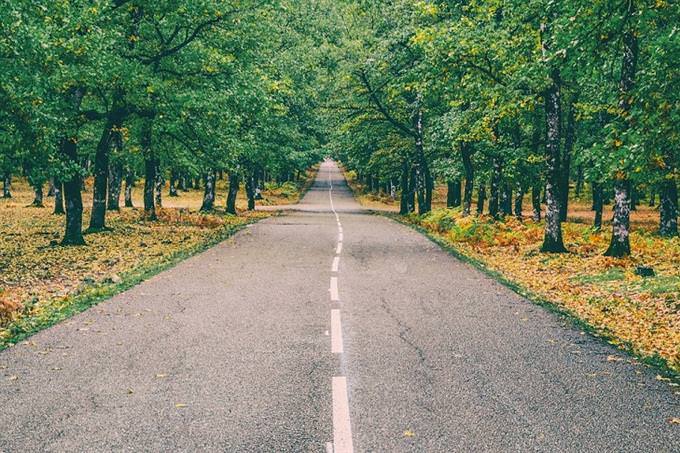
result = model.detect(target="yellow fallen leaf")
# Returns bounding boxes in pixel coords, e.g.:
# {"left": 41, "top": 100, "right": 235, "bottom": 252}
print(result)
{"left": 155, "top": 373, "right": 168, "bottom": 378}
{"left": 175, "top": 403, "right": 187, "bottom": 408}
{"left": 403, "top": 430, "right": 415, "bottom": 438}
{"left": 669, "top": 418, "right": 680, "bottom": 425}
{"left": 606, "top": 355, "right": 623, "bottom": 362}
{"left": 656, "top": 375, "right": 671, "bottom": 382}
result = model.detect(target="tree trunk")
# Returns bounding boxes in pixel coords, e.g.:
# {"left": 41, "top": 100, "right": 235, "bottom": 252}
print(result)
{"left": 124, "top": 170, "right": 134, "bottom": 208}
{"left": 501, "top": 183, "right": 513, "bottom": 216}
{"left": 659, "top": 178, "right": 678, "bottom": 237}
{"left": 226, "top": 173, "right": 240, "bottom": 215}
{"left": 89, "top": 121, "right": 115, "bottom": 230}
{"left": 180, "top": 176, "right": 188, "bottom": 192}
{"left": 541, "top": 67, "right": 567, "bottom": 253}
{"left": 461, "top": 143, "right": 474, "bottom": 216}
{"left": 514, "top": 184, "right": 525, "bottom": 219}
{"left": 31, "top": 183, "right": 44, "bottom": 207}
{"left": 593, "top": 183, "right": 604, "bottom": 230}
{"left": 200, "top": 171, "right": 216, "bottom": 212}
{"left": 107, "top": 162, "right": 123, "bottom": 211}
{"left": 2, "top": 173, "right": 11, "bottom": 198}
{"left": 407, "top": 167, "right": 416, "bottom": 213}
{"left": 605, "top": 1, "right": 637, "bottom": 257}
{"left": 532, "top": 184, "right": 541, "bottom": 221}
{"left": 605, "top": 180, "right": 632, "bottom": 256}
{"left": 169, "top": 170, "right": 179, "bottom": 197}
{"left": 141, "top": 120, "right": 157, "bottom": 220}
{"left": 154, "top": 164, "right": 163, "bottom": 208}
{"left": 47, "top": 179, "right": 56, "bottom": 197}
{"left": 477, "top": 185, "right": 486, "bottom": 216}
{"left": 399, "top": 160, "right": 410, "bottom": 215}
{"left": 246, "top": 172, "right": 256, "bottom": 211}
{"left": 575, "top": 165, "right": 584, "bottom": 197}
{"left": 559, "top": 99, "right": 576, "bottom": 222}
{"left": 30, "top": 183, "right": 44, "bottom": 207}
{"left": 53, "top": 179, "right": 65, "bottom": 215}
{"left": 489, "top": 158, "right": 502, "bottom": 218}
{"left": 60, "top": 138, "right": 85, "bottom": 245}
{"left": 447, "top": 180, "right": 462, "bottom": 208}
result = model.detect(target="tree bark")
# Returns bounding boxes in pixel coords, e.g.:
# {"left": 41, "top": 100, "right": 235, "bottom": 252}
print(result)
{"left": 541, "top": 67, "right": 567, "bottom": 252}
{"left": 447, "top": 180, "right": 462, "bottom": 208}
{"left": 2, "top": 173, "right": 11, "bottom": 198}
{"left": 169, "top": 170, "right": 179, "bottom": 197}
{"left": 575, "top": 165, "right": 584, "bottom": 197}
{"left": 461, "top": 143, "right": 474, "bottom": 216}
{"left": 593, "top": 182, "right": 604, "bottom": 230}
{"left": 399, "top": 160, "right": 410, "bottom": 215}
{"left": 107, "top": 162, "right": 123, "bottom": 211}
{"left": 141, "top": 120, "right": 156, "bottom": 220}
{"left": 226, "top": 173, "right": 240, "bottom": 215}
{"left": 124, "top": 170, "right": 134, "bottom": 208}
{"left": 605, "top": 1, "right": 638, "bottom": 257}
{"left": 246, "top": 172, "right": 256, "bottom": 211}
{"left": 559, "top": 99, "right": 576, "bottom": 222}
{"left": 501, "top": 183, "right": 513, "bottom": 216}
{"left": 53, "top": 179, "right": 65, "bottom": 215}
{"left": 200, "top": 171, "right": 216, "bottom": 212}
{"left": 514, "top": 184, "right": 525, "bottom": 219}
{"left": 88, "top": 120, "right": 117, "bottom": 230}
{"left": 60, "top": 137, "right": 85, "bottom": 245}
{"left": 532, "top": 184, "right": 541, "bottom": 221}
{"left": 154, "top": 163, "right": 163, "bottom": 208}
{"left": 30, "top": 183, "right": 44, "bottom": 207}
{"left": 489, "top": 158, "right": 502, "bottom": 218}
{"left": 605, "top": 180, "right": 632, "bottom": 256}
{"left": 659, "top": 178, "right": 678, "bottom": 237}
{"left": 477, "top": 185, "right": 486, "bottom": 216}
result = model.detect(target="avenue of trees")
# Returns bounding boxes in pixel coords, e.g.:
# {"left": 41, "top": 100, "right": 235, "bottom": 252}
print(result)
{"left": 327, "top": 0, "right": 678, "bottom": 257}
{"left": 0, "top": 0, "right": 329, "bottom": 245}
{"left": 1, "top": 1, "right": 678, "bottom": 258}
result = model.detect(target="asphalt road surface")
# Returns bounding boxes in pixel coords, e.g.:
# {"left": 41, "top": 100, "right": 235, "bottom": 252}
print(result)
{"left": 1, "top": 160, "right": 677, "bottom": 452}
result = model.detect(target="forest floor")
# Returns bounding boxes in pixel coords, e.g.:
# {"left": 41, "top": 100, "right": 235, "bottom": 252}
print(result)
{"left": 345, "top": 172, "right": 680, "bottom": 374}
{"left": 0, "top": 169, "right": 317, "bottom": 347}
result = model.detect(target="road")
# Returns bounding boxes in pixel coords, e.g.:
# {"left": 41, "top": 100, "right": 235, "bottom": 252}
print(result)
{"left": 0, "top": 160, "right": 677, "bottom": 452}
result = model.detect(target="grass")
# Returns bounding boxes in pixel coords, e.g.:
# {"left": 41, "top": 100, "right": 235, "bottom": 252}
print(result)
{"left": 0, "top": 169, "right": 317, "bottom": 347}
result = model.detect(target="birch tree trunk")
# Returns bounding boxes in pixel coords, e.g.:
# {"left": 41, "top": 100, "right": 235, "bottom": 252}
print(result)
{"left": 605, "top": 1, "right": 638, "bottom": 257}
{"left": 461, "top": 143, "right": 474, "bottom": 217}
{"left": 540, "top": 67, "right": 567, "bottom": 252}
{"left": 2, "top": 174, "right": 10, "bottom": 198}
{"left": 200, "top": 171, "right": 216, "bottom": 212}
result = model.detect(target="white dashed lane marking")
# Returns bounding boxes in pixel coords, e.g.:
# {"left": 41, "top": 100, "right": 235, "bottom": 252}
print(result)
{"left": 330, "top": 277, "right": 339, "bottom": 301}
{"left": 332, "top": 376, "right": 354, "bottom": 453}
{"left": 331, "top": 309, "right": 344, "bottom": 354}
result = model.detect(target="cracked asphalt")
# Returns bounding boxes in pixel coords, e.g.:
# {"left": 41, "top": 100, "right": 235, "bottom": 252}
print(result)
{"left": 0, "top": 160, "right": 678, "bottom": 452}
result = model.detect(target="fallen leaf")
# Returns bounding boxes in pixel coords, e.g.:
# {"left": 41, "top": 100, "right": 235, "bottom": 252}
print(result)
{"left": 175, "top": 403, "right": 188, "bottom": 408}
{"left": 669, "top": 418, "right": 680, "bottom": 425}
{"left": 606, "top": 355, "right": 623, "bottom": 362}
{"left": 403, "top": 430, "right": 415, "bottom": 438}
